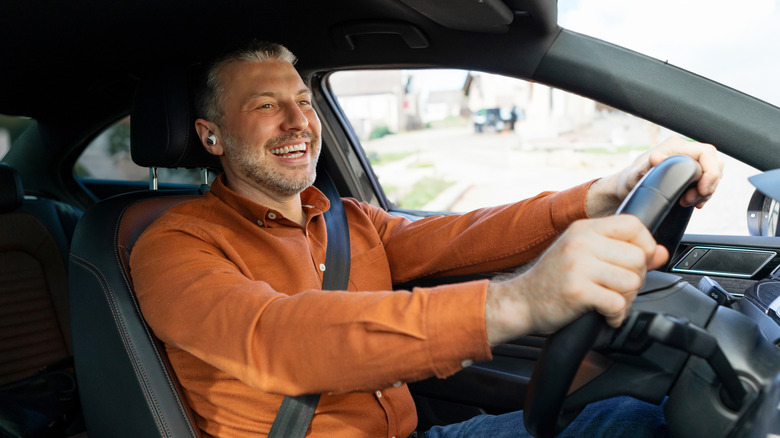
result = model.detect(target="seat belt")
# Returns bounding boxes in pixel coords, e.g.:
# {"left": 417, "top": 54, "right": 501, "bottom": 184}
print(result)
{"left": 267, "top": 169, "right": 351, "bottom": 438}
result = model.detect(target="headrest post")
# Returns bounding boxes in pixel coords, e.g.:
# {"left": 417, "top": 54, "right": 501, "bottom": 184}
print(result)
{"left": 199, "top": 168, "right": 212, "bottom": 193}
{"left": 149, "top": 167, "right": 159, "bottom": 191}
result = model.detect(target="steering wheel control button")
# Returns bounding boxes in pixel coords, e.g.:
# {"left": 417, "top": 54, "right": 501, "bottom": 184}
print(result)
{"left": 461, "top": 359, "right": 473, "bottom": 368}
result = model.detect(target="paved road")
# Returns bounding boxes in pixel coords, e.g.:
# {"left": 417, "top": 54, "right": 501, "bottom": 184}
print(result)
{"left": 364, "top": 123, "right": 757, "bottom": 236}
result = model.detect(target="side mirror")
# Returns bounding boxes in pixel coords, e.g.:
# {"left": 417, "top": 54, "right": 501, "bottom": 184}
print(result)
{"left": 747, "top": 189, "right": 780, "bottom": 236}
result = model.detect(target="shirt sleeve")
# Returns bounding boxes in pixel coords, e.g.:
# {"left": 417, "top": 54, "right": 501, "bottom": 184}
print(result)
{"left": 131, "top": 216, "right": 492, "bottom": 396}
{"left": 358, "top": 181, "right": 592, "bottom": 284}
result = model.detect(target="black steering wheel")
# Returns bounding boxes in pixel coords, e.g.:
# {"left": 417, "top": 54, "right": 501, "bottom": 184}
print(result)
{"left": 523, "top": 155, "right": 702, "bottom": 438}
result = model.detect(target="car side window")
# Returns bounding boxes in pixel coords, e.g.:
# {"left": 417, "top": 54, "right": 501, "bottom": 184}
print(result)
{"left": 0, "top": 114, "right": 34, "bottom": 160}
{"left": 327, "top": 69, "right": 757, "bottom": 236}
{"left": 75, "top": 116, "right": 200, "bottom": 184}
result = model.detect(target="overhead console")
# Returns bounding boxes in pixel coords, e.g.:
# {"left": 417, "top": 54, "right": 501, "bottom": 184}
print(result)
{"left": 397, "top": 0, "right": 558, "bottom": 34}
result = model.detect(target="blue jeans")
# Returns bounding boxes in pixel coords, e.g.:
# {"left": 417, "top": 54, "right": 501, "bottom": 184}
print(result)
{"left": 425, "top": 396, "right": 668, "bottom": 438}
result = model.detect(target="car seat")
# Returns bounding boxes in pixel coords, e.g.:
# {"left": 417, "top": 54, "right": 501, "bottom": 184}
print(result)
{"left": 0, "top": 161, "right": 85, "bottom": 436}
{"left": 0, "top": 162, "right": 80, "bottom": 385}
{"left": 67, "top": 67, "right": 213, "bottom": 438}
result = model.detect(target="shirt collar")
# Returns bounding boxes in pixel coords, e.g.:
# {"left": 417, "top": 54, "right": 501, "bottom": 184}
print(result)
{"left": 208, "top": 174, "right": 331, "bottom": 227}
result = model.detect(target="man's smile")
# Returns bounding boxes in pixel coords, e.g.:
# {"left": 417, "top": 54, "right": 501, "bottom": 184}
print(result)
{"left": 270, "top": 142, "right": 308, "bottom": 159}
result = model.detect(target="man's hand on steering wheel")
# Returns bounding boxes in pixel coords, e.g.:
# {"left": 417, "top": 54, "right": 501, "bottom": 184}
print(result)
{"left": 485, "top": 215, "right": 669, "bottom": 346}
{"left": 522, "top": 153, "right": 709, "bottom": 438}
{"left": 484, "top": 138, "right": 722, "bottom": 346}
{"left": 586, "top": 137, "right": 723, "bottom": 217}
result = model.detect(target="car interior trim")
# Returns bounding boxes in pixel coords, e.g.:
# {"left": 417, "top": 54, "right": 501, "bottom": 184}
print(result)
{"left": 672, "top": 246, "right": 776, "bottom": 278}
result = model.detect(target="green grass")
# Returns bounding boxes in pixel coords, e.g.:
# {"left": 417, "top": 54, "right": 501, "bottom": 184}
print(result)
{"left": 368, "top": 152, "right": 413, "bottom": 166}
{"left": 577, "top": 145, "right": 652, "bottom": 154}
{"left": 397, "top": 177, "right": 454, "bottom": 210}
{"left": 426, "top": 116, "right": 469, "bottom": 129}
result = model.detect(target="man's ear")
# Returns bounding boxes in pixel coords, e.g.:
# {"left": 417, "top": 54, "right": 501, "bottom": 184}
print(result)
{"left": 195, "top": 118, "right": 223, "bottom": 156}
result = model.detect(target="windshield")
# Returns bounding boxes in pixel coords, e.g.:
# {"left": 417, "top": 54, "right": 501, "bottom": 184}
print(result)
{"left": 559, "top": 0, "right": 780, "bottom": 108}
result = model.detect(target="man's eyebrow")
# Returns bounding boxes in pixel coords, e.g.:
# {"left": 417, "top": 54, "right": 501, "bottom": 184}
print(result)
{"left": 243, "top": 91, "right": 276, "bottom": 104}
{"left": 242, "top": 88, "right": 311, "bottom": 105}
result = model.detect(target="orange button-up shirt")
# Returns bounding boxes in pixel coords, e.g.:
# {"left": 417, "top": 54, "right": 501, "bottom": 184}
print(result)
{"left": 130, "top": 175, "right": 590, "bottom": 437}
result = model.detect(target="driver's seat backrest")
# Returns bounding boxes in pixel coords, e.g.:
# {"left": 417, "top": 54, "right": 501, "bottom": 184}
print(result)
{"left": 68, "top": 67, "right": 214, "bottom": 437}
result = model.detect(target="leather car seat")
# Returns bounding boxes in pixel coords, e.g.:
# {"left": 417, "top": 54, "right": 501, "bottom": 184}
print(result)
{"left": 0, "top": 162, "right": 81, "bottom": 386}
{"left": 68, "top": 68, "right": 215, "bottom": 438}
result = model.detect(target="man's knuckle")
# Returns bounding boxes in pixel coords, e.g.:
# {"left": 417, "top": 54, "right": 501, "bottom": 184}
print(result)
{"left": 625, "top": 272, "right": 643, "bottom": 291}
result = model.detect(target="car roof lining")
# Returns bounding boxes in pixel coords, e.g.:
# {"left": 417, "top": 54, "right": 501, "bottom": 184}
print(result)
{"left": 0, "top": 0, "right": 558, "bottom": 118}
{"left": 3, "top": 0, "right": 780, "bottom": 194}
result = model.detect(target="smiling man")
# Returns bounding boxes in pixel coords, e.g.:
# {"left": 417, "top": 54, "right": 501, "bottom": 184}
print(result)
{"left": 130, "top": 40, "right": 722, "bottom": 437}
{"left": 195, "top": 52, "right": 321, "bottom": 224}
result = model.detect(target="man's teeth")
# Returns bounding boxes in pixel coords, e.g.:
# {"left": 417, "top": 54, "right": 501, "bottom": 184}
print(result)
{"left": 271, "top": 143, "right": 307, "bottom": 156}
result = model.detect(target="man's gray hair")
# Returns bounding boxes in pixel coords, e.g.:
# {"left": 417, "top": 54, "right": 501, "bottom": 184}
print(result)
{"left": 195, "top": 40, "right": 298, "bottom": 123}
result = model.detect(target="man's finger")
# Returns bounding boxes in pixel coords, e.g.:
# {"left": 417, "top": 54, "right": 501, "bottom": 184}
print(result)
{"left": 591, "top": 215, "right": 658, "bottom": 258}
{"left": 696, "top": 147, "right": 723, "bottom": 196}
{"left": 589, "top": 284, "right": 632, "bottom": 328}
{"left": 648, "top": 244, "right": 669, "bottom": 270}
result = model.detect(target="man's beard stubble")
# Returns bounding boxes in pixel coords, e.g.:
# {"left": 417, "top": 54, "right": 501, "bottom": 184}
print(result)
{"left": 222, "top": 131, "right": 321, "bottom": 197}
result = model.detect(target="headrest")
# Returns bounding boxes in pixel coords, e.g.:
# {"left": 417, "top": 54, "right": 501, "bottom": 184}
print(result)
{"left": 0, "top": 162, "right": 24, "bottom": 213}
{"left": 130, "top": 67, "right": 222, "bottom": 170}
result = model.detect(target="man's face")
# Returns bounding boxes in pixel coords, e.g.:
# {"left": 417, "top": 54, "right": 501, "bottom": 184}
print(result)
{"left": 216, "top": 60, "right": 322, "bottom": 198}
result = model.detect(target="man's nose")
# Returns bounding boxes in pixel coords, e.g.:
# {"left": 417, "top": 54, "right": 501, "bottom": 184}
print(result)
{"left": 281, "top": 102, "right": 309, "bottom": 131}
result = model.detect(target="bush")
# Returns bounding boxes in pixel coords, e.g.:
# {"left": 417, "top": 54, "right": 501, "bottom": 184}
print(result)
{"left": 369, "top": 125, "right": 393, "bottom": 140}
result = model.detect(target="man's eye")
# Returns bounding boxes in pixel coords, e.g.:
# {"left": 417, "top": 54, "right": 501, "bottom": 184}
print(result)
{"left": 258, "top": 103, "right": 273, "bottom": 109}
{"left": 299, "top": 100, "right": 311, "bottom": 106}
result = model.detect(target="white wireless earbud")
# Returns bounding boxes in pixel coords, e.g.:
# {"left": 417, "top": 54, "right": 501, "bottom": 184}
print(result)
{"left": 206, "top": 135, "right": 217, "bottom": 145}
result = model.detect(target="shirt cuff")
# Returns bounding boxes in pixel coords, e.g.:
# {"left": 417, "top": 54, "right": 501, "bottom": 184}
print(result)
{"left": 549, "top": 179, "right": 595, "bottom": 232}
{"left": 421, "top": 279, "right": 493, "bottom": 378}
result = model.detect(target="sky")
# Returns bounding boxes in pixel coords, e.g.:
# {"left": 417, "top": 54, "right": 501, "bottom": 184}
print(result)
{"left": 558, "top": 0, "right": 780, "bottom": 107}
{"left": 406, "top": 1, "right": 780, "bottom": 108}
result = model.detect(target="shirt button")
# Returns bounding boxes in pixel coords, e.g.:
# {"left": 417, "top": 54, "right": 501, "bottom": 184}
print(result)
{"left": 375, "top": 390, "right": 382, "bottom": 398}
{"left": 461, "top": 359, "right": 473, "bottom": 368}
{"left": 267, "top": 212, "right": 277, "bottom": 220}
{"left": 256, "top": 219, "right": 263, "bottom": 227}
{"left": 319, "top": 263, "right": 326, "bottom": 272}
{"left": 393, "top": 381, "right": 402, "bottom": 387}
